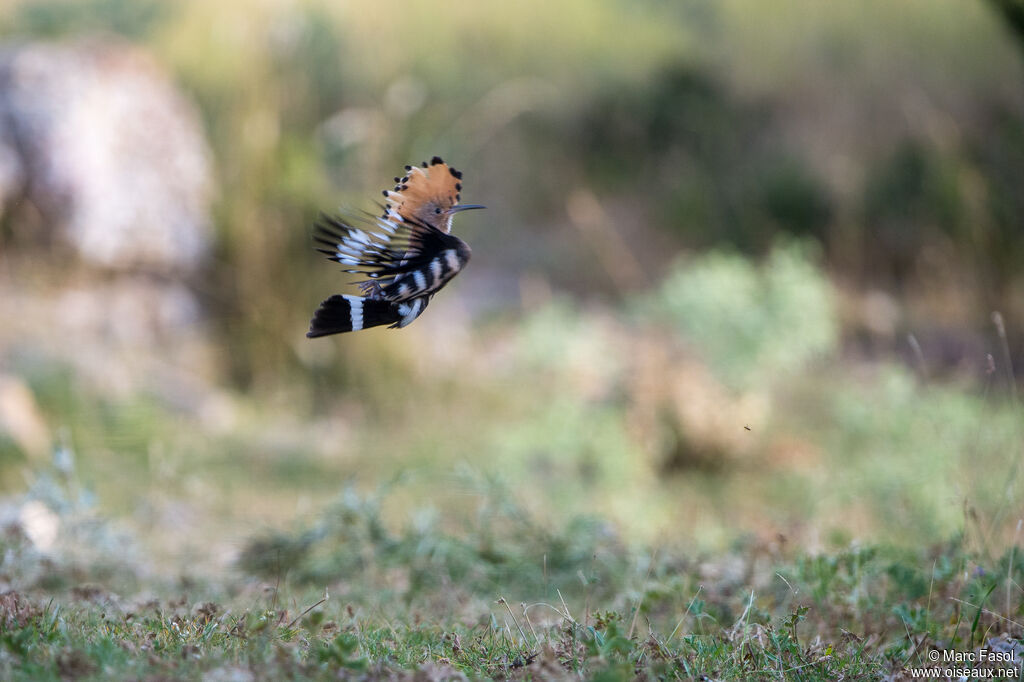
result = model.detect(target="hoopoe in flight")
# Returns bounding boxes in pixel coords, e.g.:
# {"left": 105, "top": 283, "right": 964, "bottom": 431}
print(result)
{"left": 307, "top": 156, "right": 484, "bottom": 337}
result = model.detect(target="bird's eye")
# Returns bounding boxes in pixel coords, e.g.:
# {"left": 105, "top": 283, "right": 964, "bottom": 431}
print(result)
{"left": 434, "top": 207, "right": 442, "bottom": 214}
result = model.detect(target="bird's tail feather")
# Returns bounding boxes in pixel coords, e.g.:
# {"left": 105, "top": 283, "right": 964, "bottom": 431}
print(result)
{"left": 306, "top": 295, "right": 400, "bottom": 337}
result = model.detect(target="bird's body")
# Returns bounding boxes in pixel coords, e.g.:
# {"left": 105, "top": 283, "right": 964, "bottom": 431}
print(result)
{"left": 307, "top": 157, "right": 482, "bottom": 337}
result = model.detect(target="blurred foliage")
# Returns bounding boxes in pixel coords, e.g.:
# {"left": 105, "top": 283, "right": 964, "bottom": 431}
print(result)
{"left": 967, "top": 106, "right": 1024, "bottom": 295}
{"left": 0, "top": 0, "right": 1022, "bottom": 595}
{"left": 3, "top": 244, "right": 1014, "bottom": 555}
{"left": 988, "top": 0, "right": 1024, "bottom": 58}
{"left": 822, "top": 365, "right": 1024, "bottom": 541}
{"left": 574, "top": 65, "right": 834, "bottom": 251}
{"left": 861, "top": 141, "right": 963, "bottom": 284}
{"left": 2, "top": 0, "right": 1023, "bottom": 375}
{"left": 9, "top": 0, "right": 168, "bottom": 39}
{"left": 1, "top": 447, "right": 143, "bottom": 592}
{"left": 238, "top": 479, "right": 628, "bottom": 602}
{"left": 645, "top": 240, "right": 838, "bottom": 389}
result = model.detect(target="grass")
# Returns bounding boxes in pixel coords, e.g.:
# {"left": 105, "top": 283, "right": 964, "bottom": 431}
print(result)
{"left": 1, "top": 471, "right": 1021, "bottom": 680}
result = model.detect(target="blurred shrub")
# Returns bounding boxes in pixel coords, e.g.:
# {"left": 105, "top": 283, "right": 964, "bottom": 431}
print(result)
{"left": 968, "top": 105, "right": 1024, "bottom": 295}
{"left": 987, "top": 0, "right": 1024, "bottom": 58}
{"left": 238, "top": 480, "right": 628, "bottom": 602}
{"left": 573, "top": 64, "right": 834, "bottom": 252}
{"left": 10, "top": 0, "right": 169, "bottom": 39}
{"left": 643, "top": 240, "right": 838, "bottom": 389}
{"left": 861, "top": 139, "right": 963, "bottom": 285}
{"left": 266, "top": 6, "right": 347, "bottom": 127}
{"left": 757, "top": 156, "right": 834, "bottom": 238}
{"left": 823, "top": 363, "right": 1022, "bottom": 540}
{"left": 488, "top": 397, "right": 640, "bottom": 491}
{"left": 1, "top": 445, "right": 142, "bottom": 592}
{"left": 855, "top": 117, "right": 1024, "bottom": 334}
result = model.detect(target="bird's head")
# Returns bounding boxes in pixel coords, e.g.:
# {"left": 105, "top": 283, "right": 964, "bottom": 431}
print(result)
{"left": 382, "top": 156, "right": 484, "bottom": 232}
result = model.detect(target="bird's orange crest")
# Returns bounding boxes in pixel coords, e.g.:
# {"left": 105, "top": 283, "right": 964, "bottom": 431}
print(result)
{"left": 381, "top": 156, "right": 464, "bottom": 233}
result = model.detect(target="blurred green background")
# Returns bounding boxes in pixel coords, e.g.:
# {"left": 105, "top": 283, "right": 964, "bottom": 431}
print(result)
{"left": 0, "top": 0, "right": 1022, "bottom": 582}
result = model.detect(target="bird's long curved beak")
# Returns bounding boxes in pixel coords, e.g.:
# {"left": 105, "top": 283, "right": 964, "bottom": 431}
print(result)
{"left": 448, "top": 204, "right": 486, "bottom": 214}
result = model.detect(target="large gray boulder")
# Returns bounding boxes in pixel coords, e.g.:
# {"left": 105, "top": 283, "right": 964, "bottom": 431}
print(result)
{"left": 0, "top": 39, "right": 213, "bottom": 273}
{"left": 0, "top": 39, "right": 220, "bottom": 415}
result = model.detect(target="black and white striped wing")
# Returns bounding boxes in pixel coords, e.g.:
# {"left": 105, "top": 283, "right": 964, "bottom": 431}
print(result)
{"left": 314, "top": 211, "right": 471, "bottom": 302}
